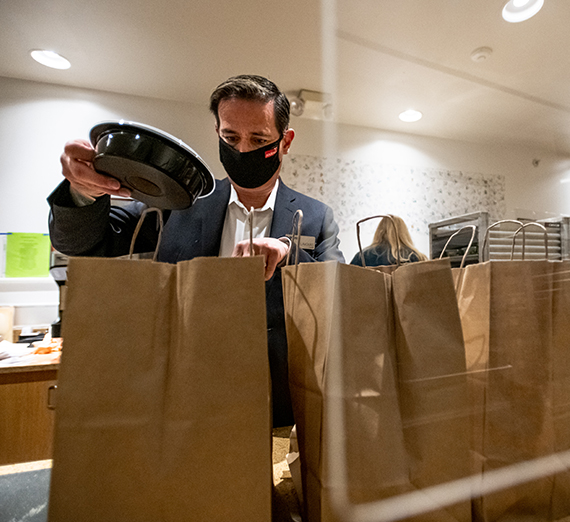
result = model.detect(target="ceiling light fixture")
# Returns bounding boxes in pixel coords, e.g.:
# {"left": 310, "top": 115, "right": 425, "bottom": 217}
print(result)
{"left": 287, "top": 89, "right": 332, "bottom": 120}
{"left": 502, "top": 0, "right": 544, "bottom": 23}
{"left": 30, "top": 50, "right": 71, "bottom": 70}
{"left": 399, "top": 109, "right": 422, "bottom": 123}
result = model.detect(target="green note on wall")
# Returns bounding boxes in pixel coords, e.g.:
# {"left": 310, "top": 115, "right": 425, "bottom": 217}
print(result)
{"left": 4, "top": 233, "right": 51, "bottom": 277}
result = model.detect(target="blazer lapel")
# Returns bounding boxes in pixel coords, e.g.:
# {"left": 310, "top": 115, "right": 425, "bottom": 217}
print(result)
{"left": 197, "top": 177, "right": 230, "bottom": 256}
{"left": 270, "top": 181, "right": 298, "bottom": 238}
{"left": 189, "top": 178, "right": 297, "bottom": 256}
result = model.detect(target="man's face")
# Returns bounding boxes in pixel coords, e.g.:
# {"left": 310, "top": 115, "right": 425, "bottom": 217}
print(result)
{"left": 216, "top": 98, "right": 294, "bottom": 191}
{"left": 217, "top": 98, "right": 281, "bottom": 153}
{"left": 218, "top": 98, "right": 293, "bottom": 150}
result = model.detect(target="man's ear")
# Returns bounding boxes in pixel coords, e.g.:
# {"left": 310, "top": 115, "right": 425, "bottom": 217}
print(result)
{"left": 282, "top": 128, "right": 295, "bottom": 154}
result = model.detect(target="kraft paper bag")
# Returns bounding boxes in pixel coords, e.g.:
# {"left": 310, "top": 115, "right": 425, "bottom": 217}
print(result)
{"left": 454, "top": 260, "right": 570, "bottom": 521}
{"left": 550, "top": 261, "right": 570, "bottom": 521}
{"left": 48, "top": 255, "right": 271, "bottom": 522}
{"left": 283, "top": 261, "right": 409, "bottom": 522}
{"left": 391, "top": 259, "right": 472, "bottom": 522}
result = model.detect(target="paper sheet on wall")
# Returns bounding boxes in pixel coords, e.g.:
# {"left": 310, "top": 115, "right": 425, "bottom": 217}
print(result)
{"left": 4, "top": 233, "right": 51, "bottom": 277}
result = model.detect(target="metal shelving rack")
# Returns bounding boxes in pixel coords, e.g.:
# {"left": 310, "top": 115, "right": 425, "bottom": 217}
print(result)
{"left": 487, "top": 218, "right": 567, "bottom": 261}
{"left": 429, "top": 212, "right": 570, "bottom": 265}
{"left": 429, "top": 212, "right": 490, "bottom": 267}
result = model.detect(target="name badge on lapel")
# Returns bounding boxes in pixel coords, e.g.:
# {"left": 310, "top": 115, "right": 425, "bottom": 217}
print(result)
{"left": 286, "top": 234, "right": 316, "bottom": 250}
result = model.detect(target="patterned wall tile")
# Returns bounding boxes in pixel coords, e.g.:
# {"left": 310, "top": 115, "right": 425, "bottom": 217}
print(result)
{"left": 281, "top": 153, "right": 506, "bottom": 248}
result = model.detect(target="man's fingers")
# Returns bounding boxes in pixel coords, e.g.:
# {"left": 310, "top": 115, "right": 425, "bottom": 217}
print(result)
{"left": 231, "top": 242, "right": 250, "bottom": 257}
{"left": 70, "top": 159, "right": 122, "bottom": 192}
{"left": 61, "top": 138, "right": 130, "bottom": 198}
{"left": 63, "top": 139, "right": 95, "bottom": 162}
{"left": 264, "top": 250, "right": 280, "bottom": 281}
{"left": 231, "top": 238, "right": 288, "bottom": 280}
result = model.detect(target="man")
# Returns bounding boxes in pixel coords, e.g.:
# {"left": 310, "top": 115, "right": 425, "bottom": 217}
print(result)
{"left": 48, "top": 74, "right": 345, "bottom": 427}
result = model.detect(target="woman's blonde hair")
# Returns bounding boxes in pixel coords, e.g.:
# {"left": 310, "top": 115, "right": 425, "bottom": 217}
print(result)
{"left": 371, "top": 215, "right": 427, "bottom": 262}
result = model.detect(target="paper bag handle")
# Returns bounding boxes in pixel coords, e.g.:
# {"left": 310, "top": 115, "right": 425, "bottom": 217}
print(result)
{"left": 356, "top": 215, "right": 400, "bottom": 268}
{"left": 438, "top": 225, "right": 477, "bottom": 269}
{"left": 512, "top": 222, "right": 549, "bottom": 260}
{"left": 286, "top": 209, "right": 304, "bottom": 267}
{"left": 248, "top": 207, "right": 255, "bottom": 257}
{"left": 481, "top": 219, "right": 524, "bottom": 260}
{"left": 129, "top": 207, "right": 164, "bottom": 262}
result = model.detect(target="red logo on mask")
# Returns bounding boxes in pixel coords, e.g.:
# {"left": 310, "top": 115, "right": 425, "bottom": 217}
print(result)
{"left": 265, "top": 146, "right": 278, "bottom": 159}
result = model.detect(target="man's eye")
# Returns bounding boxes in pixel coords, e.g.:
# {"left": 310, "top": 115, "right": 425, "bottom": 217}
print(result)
{"left": 224, "top": 136, "right": 238, "bottom": 144}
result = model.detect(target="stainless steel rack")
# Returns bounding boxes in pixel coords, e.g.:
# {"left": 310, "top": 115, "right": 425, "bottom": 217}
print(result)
{"left": 429, "top": 212, "right": 570, "bottom": 266}
{"left": 429, "top": 212, "right": 490, "bottom": 267}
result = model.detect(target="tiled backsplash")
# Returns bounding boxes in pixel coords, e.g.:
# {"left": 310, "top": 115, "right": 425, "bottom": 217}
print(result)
{"left": 281, "top": 154, "right": 506, "bottom": 247}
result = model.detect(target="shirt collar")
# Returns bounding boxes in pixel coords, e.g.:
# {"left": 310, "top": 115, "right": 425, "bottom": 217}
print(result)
{"left": 228, "top": 178, "right": 280, "bottom": 212}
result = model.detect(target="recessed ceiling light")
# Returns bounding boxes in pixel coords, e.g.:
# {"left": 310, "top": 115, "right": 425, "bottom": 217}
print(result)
{"left": 30, "top": 50, "right": 71, "bottom": 70}
{"left": 502, "top": 0, "right": 544, "bottom": 23}
{"left": 399, "top": 109, "right": 422, "bottom": 123}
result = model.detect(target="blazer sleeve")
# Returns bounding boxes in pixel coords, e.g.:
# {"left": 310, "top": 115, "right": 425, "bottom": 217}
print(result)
{"left": 47, "top": 180, "right": 161, "bottom": 257}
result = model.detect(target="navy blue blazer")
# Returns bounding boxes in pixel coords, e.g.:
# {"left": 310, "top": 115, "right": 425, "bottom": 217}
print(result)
{"left": 48, "top": 177, "right": 345, "bottom": 427}
{"left": 350, "top": 243, "right": 420, "bottom": 267}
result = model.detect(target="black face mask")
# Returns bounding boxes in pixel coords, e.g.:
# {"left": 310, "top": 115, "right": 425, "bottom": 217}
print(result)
{"left": 219, "top": 136, "right": 282, "bottom": 189}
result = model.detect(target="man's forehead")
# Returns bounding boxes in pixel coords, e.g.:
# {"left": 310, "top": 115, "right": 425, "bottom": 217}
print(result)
{"left": 218, "top": 98, "right": 275, "bottom": 126}
{"left": 219, "top": 97, "right": 274, "bottom": 110}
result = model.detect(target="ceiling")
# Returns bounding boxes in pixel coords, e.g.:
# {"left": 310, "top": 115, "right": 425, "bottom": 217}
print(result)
{"left": 1, "top": 0, "right": 570, "bottom": 154}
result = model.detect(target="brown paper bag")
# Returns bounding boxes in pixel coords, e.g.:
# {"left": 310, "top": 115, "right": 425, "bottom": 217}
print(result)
{"left": 283, "top": 258, "right": 473, "bottom": 522}
{"left": 283, "top": 261, "right": 409, "bottom": 522}
{"left": 455, "top": 259, "right": 570, "bottom": 521}
{"left": 550, "top": 261, "right": 570, "bottom": 520}
{"left": 48, "top": 255, "right": 271, "bottom": 522}
{"left": 390, "top": 258, "right": 472, "bottom": 522}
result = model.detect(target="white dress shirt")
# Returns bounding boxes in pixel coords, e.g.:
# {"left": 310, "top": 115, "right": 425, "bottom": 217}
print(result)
{"left": 218, "top": 180, "right": 280, "bottom": 257}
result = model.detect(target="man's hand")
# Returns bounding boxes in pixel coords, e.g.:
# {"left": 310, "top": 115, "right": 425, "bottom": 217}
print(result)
{"left": 60, "top": 139, "right": 131, "bottom": 199}
{"left": 232, "top": 237, "right": 290, "bottom": 281}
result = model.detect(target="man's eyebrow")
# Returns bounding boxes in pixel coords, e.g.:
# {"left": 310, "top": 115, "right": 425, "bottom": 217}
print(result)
{"left": 220, "top": 129, "right": 273, "bottom": 137}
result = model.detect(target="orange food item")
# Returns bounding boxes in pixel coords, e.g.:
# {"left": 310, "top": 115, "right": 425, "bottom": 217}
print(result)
{"left": 32, "top": 336, "right": 63, "bottom": 354}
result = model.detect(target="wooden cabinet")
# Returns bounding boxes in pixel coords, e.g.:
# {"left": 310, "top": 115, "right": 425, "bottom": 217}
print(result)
{"left": 0, "top": 362, "right": 58, "bottom": 466}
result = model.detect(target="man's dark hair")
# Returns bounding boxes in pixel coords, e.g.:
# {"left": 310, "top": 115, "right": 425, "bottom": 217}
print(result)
{"left": 209, "top": 75, "right": 290, "bottom": 136}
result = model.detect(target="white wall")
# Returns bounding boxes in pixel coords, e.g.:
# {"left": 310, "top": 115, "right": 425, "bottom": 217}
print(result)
{"left": 290, "top": 117, "right": 570, "bottom": 217}
{"left": 0, "top": 76, "right": 224, "bottom": 235}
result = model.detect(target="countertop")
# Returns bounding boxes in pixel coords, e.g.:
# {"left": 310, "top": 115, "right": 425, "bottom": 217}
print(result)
{"left": 0, "top": 353, "right": 59, "bottom": 375}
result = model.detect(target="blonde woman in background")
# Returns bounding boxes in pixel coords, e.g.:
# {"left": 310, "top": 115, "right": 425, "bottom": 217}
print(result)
{"left": 350, "top": 214, "right": 427, "bottom": 267}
